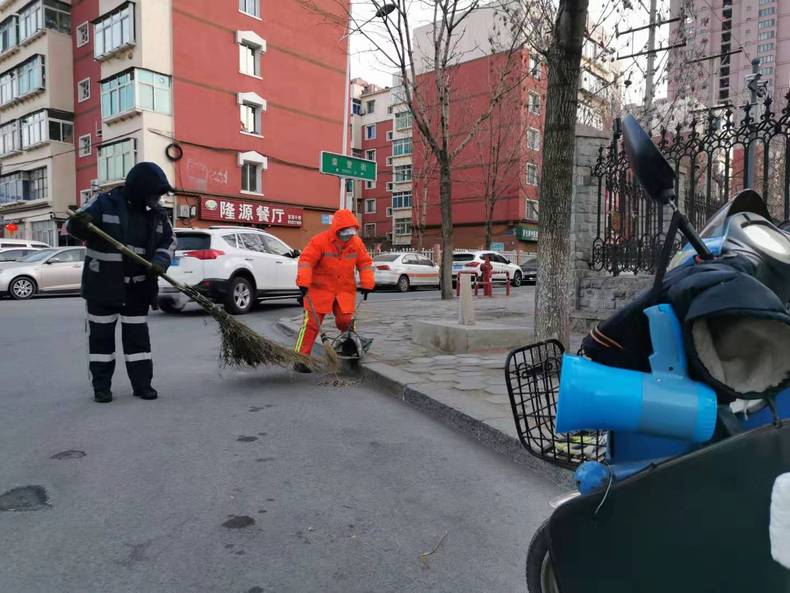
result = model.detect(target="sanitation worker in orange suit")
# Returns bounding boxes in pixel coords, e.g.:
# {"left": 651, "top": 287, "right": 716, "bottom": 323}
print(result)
{"left": 293, "top": 209, "right": 375, "bottom": 372}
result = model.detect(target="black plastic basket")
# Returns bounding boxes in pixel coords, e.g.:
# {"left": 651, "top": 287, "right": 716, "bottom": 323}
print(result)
{"left": 505, "top": 339, "right": 606, "bottom": 469}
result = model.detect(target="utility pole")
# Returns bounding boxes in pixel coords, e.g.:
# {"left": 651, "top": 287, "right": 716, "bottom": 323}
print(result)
{"left": 745, "top": 58, "right": 764, "bottom": 189}
{"left": 644, "top": 0, "right": 658, "bottom": 115}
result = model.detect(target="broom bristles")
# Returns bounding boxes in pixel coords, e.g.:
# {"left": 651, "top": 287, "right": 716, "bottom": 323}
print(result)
{"left": 181, "top": 285, "right": 323, "bottom": 371}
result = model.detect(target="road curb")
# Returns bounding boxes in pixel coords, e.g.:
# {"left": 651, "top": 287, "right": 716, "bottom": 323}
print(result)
{"left": 277, "top": 317, "right": 573, "bottom": 489}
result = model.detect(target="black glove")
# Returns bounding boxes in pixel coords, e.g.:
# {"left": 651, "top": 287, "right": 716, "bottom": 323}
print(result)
{"left": 70, "top": 212, "right": 93, "bottom": 233}
{"left": 359, "top": 287, "right": 372, "bottom": 300}
{"left": 148, "top": 262, "right": 166, "bottom": 277}
{"left": 299, "top": 286, "right": 308, "bottom": 297}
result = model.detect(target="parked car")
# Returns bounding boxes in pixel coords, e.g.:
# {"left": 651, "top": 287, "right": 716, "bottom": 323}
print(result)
{"left": 520, "top": 257, "right": 537, "bottom": 284}
{"left": 373, "top": 252, "right": 440, "bottom": 292}
{"left": 451, "top": 251, "right": 524, "bottom": 287}
{"left": 0, "top": 247, "right": 85, "bottom": 300}
{"left": 157, "top": 227, "right": 302, "bottom": 315}
{"left": 0, "top": 239, "right": 50, "bottom": 249}
{"left": 0, "top": 248, "right": 42, "bottom": 262}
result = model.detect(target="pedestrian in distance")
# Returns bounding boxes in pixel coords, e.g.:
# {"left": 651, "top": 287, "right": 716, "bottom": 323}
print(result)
{"left": 293, "top": 209, "right": 375, "bottom": 372}
{"left": 67, "top": 162, "right": 176, "bottom": 403}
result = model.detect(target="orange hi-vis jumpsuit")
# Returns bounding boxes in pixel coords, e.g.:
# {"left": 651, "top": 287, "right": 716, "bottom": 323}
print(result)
{"left": 294, "top": 209, "right": 375, "bottom": 356}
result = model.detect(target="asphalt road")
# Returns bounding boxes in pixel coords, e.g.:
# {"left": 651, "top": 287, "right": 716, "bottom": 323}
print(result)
{"left": 0, "top": 295, "right": 559, "bottom": 593}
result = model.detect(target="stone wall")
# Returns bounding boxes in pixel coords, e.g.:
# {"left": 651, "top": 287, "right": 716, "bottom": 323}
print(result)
{"left": 571, "top": 271, "right": 653, "bottom": 332}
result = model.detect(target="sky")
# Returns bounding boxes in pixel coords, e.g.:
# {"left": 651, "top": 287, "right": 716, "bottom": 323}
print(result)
{"left": 348, "top": 0, "right": 671, "bottom": 105}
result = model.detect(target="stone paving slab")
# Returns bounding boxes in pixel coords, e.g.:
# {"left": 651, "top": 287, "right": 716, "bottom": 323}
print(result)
{"left": 277, "top": 288, "right": 580, "bottom": 487}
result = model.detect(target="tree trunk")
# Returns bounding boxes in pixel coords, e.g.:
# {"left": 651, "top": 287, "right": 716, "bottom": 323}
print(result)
{"left": 484, "top": 199, "right": 495, "bottom": 248}
{"left": 439, "top": 159, "right": 454, "bottom": 299}
{"left": 534, "top": 0, "right": 589, "bottom": 346}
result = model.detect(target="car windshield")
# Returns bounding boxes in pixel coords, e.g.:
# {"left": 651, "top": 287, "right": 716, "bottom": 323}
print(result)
{"left": 20, "top": 249, "right": 57, "bottom": 262}
{"left": 452, "top": 254, "right": 475, "bottom": 262}
{"left": 176, "top": 233, "right": 211, "bottom": 251}
{"left": 374, "top": 254, "right": 400, "bottom": 262}
{"left": 521, "top": 258, "right": 537, "bottom": 269}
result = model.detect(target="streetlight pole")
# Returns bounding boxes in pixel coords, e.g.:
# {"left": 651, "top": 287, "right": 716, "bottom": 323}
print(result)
{"left": 745, "top": 58, "right": 763, "bottom": 189}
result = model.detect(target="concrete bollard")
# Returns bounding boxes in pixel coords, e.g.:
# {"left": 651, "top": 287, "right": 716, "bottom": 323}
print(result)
{"left": 458, "top": 273, "right": 475, "bottom": 326}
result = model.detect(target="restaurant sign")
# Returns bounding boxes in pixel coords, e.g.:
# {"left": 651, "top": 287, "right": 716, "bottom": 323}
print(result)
{"left": 200, "top": 197, "right": 303, "bottom": 227}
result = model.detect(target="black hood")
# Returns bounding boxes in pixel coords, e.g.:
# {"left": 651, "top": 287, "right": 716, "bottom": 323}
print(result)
{"left": 124, "top": 162, "right": 174, "bottom": 205}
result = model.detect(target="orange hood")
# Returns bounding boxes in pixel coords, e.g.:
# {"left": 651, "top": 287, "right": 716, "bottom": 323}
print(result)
{"left": 331, "top": 209, "right": 360, "bottom": 234}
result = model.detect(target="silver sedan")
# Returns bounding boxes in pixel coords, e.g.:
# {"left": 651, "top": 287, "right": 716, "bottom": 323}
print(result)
{"left": 373, "top": 252, "right": 440, "bottom": 292}
{"left": 0, "top": 247, "right": 86, "bottom": 300}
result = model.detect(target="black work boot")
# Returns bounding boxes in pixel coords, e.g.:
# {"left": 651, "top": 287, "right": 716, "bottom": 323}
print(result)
{"left": 133, "top": 387, "right": 158, "bottom": 400}
{"left": 293, "top": 362, "right": 312, "bottom": 374}
{"left": 94, "top": 391, "right": 112, "bottom": 403}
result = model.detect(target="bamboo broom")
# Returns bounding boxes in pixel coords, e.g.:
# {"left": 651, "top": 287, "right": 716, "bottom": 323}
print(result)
{"left": 67, "top": 210, "right": 322, "bottom": 372}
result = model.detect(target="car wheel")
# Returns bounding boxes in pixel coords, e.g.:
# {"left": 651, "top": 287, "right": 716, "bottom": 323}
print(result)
{"left": 224, "top": 276, "right": 254, "bottom": 315}
{"left": 526, "top": 520, "right": 560, "bottom": 593}
{"left": 511, "top": 270, "right": 523, "bottom": 287}
{"left": 296, "top": 296, "right": 304, "bottom": 307}
{"left": 9, "top": 276, "right": 36, "bottom": 300}
{"left": 159, "top": 300, "right": 182, "bottom": 314}
{"left": 397, "top": 275, "right": 410, "bottom": 292}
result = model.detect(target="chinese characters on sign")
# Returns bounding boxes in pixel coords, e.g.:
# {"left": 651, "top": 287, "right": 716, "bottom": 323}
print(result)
{"left": 200, "top": 197, "right": 303, "bottom": 227}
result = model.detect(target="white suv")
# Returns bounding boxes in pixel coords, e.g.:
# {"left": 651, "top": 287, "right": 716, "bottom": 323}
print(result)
{"left": 158, "top": 227, "right": 302, "bottom": 315}
{"left": 451, "top": 251, "right": 524, "bottom": 287}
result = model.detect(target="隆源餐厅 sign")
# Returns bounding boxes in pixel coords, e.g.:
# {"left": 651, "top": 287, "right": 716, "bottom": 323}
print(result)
{"left": 200, "top": 197, "right": 303, "bottom": 227}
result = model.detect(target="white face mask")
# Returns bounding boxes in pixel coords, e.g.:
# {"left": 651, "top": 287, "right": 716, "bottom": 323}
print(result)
{"left": 338, "top": 228, "right": 357, "bottom": 242}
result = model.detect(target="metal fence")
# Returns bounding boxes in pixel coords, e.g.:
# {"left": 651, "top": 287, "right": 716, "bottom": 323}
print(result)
{"left": 592, "top": 93, "right": 790, "bottom": 275}
{"left": 375, "top": 248, "right": 536, "bottom": 266}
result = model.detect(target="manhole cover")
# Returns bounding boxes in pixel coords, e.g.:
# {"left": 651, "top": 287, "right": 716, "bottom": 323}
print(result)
{"left": 51, "top": 450, "right": 86, "bottom": 460}
{"left": 0, "top": 485, "right": 50, "bottom": 512}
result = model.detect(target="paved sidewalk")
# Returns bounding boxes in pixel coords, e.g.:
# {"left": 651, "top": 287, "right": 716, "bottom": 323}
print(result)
{"left": 278, "top": 288, "right": 584, "bottom": 486}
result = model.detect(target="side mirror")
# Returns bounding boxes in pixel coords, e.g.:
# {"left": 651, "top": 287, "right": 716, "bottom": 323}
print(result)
{"left": 291, "top": 249, "right": 301, "bottom": 258}
{"left": 44, "top": 259, "right": 54, "bottom": 265}
{"left": 621, "top": 114, "right": 676, "bottom": 205}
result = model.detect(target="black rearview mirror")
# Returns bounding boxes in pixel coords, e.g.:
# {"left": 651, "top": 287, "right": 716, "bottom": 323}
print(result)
{"left": 291, "top": 249, "right": 301, "bottom": 258}
{"left": 621, "top": 114, "right": 676, "bottom": 205}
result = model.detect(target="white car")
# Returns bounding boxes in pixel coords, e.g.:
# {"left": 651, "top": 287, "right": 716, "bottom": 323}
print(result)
{"left": 451, "top": 251, "right": 524, "bottom": 287}
{"left": 0, "top": 239, "right": 50, "bottom": 249}
{"left": 373, "top": 252, "right": 440, "bottom": 292}
{"left": 158, "top": 227, "right": 302, "bottom": 315}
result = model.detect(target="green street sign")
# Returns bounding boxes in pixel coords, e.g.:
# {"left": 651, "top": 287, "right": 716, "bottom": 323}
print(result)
{"left": 516, "top": 227, "right": 539, "bottom": 242}
{"left": 320, "top": 151, "right": 377, "bottom": 182}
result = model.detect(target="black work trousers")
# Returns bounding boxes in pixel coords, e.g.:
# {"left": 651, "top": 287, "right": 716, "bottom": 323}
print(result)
{"left": 86, "top": 288, "right": 152, "bottom": 394}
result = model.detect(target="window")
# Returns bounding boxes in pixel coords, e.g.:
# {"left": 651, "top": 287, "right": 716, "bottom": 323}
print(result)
{"left": 352, "top": 98, "right": 361, "bottom": 115}
{"left": 366, "top": 100, "right": 375, "bottom": 113}
{"left": 758, "top": 43, "right": 774, "bottom": 54}
{"left": 49, "top": 247, "right": 83, "bottom": 263}
{"left": 759, "top": 31, "right": 775, "bottom": 40}
{"left": 759, "top": 7, "right": 776, "bottom": 16}
{"left": 77, "top": 78, "right": 90, "bottom": 102}
{"left": 345, "top": 178, "right": 353, "bottom": 192}
{"left": 94, "top": 2, "right": 134, "bottom": 59}
{"left": 100, "top": 69, "right": 172, "bottom": 120}
{"left": 48, "top": 113, "right": 73, "bottom": 143}
{"left": 394, "top": 220, "right": 412, "bottom": 236}
{"left": 528, "top": 92, "right": 540, "bottom": 114}
{"left": 759, "top": 19, "right": 775, "bottom": 29}
{"left": 365, "top": 199, "right": 376, "bottom": 213}
{"left": 240, "top": 102, "right": 261, "bottom": 134}
{"left": 392, "top": 191, "right": 412, "bottom": 209}
{"left": 32, "top": 222, "right": 57, "bottom": 248}
{"left": 98, "top": 139, "right": 135, "bottom": 183}
{"left": 241, "top": 161, "right": 261, "bottom": 193}
{"left": 365, "top": 180, "right": 375, "bottom": 190}
{"left": 44, "top": 0, "right": 70, "bottom": 34}
{"left": 0, "top": 121, "right": 18, "bottom": 155}
{"left": 28, "top": 167, "right": 47, "bottom": 200}
{"left": 527, "top": 128, "right": 540, "bottom": 151}
{"left": 393, "top": 164, "right": 412, "bottom": 183}
{"left": 239, "top": 0, "right": 260, "bottom": 18}
{"left": 262, "top": 235, "right": 292, "bottom": 256}
{"left": 365, "top": 124, "right": 376, "bottom": 140}
{"left": 395, "top": 111, "right": 412, "bottom": 130}
{"left": 719, "top": 89, "right": 730, "bottom": 100}
{"left": 20, "top": 111, "right": 46, "bottom": 148}
{"left": 0, "top": 16, "right": 17, "bottom": 54}
{"left": 526, "top": 199, "right": 539, "bottom": 221}
{"left": 762, "top": 54, "right": 775, "bottom": 63}
{"left": 1, "top": 55, "right": 45, "bottom": 105}
{"left": 363, "top": 223, "right": 375, "bottom": 237}
{"left": 76, "top": 21, "right": 89, "bottom": 47}
{"left": 79, "top": 189, "right": 92, "bottom": 205}
{"left": 0, "top": 172, "right": 27, "bottom": 203}
{"left": 365, "top": 149, "right": 376, "bottom": 161}
{"left": 240, "top": 233, "right": 265, "bottom": 251}
{"left": 760, "top": 0, "right": 774, "bottom": 4}
{"left": 526, "top": 163, "right": 538, "bottom": 186}
{"left": 392, "top": 137, "right": 412, "bottom": 156}
{"left": 760, "top": 66, "right": 774, "bottom": 76}
{"left": 529, "top": 55, "right": 541, "bottom": 77}
{"left": 19, "top": 1, "right": 42, "bottom": 41}
{"left": 240, "top": 42, "right": 261, "bottom": 77}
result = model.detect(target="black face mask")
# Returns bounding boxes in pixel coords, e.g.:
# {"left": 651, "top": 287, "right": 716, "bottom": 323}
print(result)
{"left": 145, "top": 195, "right": 161, "bottom": 209}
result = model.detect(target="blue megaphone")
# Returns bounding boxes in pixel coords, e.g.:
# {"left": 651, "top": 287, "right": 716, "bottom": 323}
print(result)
{"left": 555, "top": 304, "right": 718, "bottom": 443}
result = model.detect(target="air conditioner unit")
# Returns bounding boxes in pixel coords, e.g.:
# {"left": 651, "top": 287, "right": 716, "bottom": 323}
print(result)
{"left": 386, "top": 131, "right": 394, "bottom": 141}
{"left": 386, "top": 207, "right": 393, "bottom": 217}
{"left": 386, "top": 156, "right": 394, "bottom": 166}
{"left": 386, "top": 182, "right": 394, "bottom": 192}
{"left": 177, "top": 204, "right": 191, "bottom": 218}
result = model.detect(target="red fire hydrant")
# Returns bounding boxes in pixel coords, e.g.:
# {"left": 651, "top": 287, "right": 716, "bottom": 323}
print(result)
{"left": 480, "top": 255, "right": 494, "bottom": 297}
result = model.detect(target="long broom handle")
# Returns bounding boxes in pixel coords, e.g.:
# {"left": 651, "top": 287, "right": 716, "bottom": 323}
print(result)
{"left": 67, "top": 209, "right": 187, "bottom": 292}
